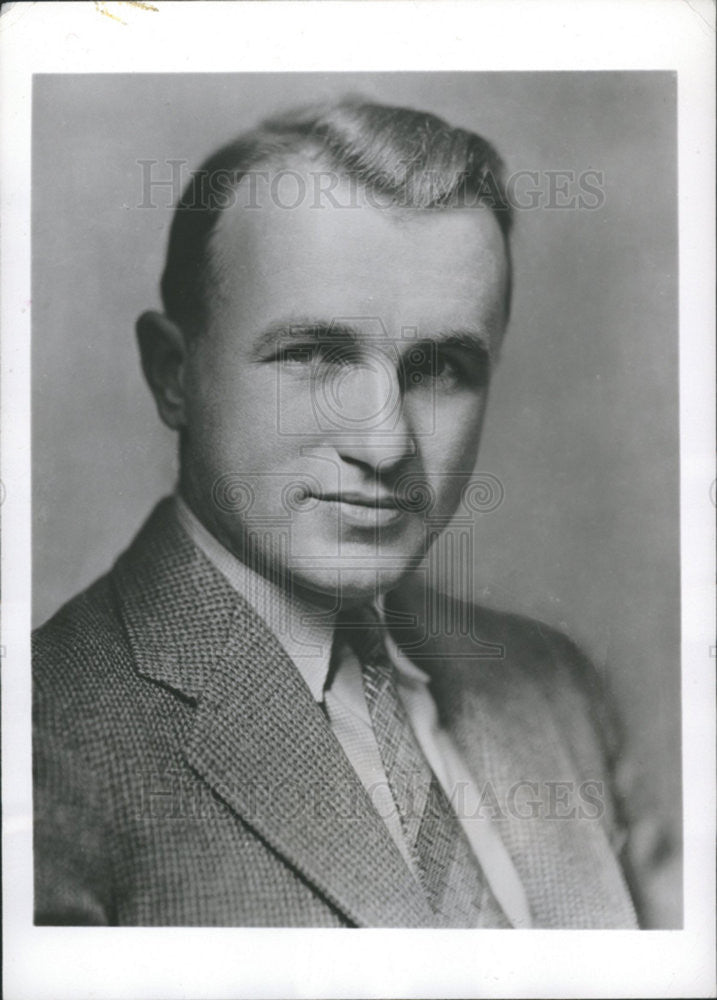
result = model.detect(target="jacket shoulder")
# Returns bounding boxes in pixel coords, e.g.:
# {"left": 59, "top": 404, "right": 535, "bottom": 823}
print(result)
{"left": 472, "top": 604, "right": 614, "bottom": 711}
{"left": 33, "top": 573, "right": 131, "bottom": 703}
{"left": 388, "top": 584, "right": 623, "bottom": 778}
{"left": 32, "top": 497, "right": 183, "bottom": 715}
{"left": 467, "top": 606, "right": 626, "bottom": 821}
{"left": 470, "top": 602, "right": 620, "bottom": 753}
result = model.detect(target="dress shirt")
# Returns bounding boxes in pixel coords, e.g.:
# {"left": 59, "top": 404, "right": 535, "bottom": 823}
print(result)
{"left": 174, "top": 494, "right": 532, "bottom": 927}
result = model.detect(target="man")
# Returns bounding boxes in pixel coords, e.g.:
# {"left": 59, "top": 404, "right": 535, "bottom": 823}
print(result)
{"left": 33, "top": 98, "right": 640, "bottom": 927}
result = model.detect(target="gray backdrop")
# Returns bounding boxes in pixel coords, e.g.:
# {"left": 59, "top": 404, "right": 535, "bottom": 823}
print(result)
{"left": 32, "top": 72, "right": 680, "bottom": 920}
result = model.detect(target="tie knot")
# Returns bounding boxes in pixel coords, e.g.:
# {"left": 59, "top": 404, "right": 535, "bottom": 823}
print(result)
{"left": 335, "top": 604, "right": 391, "bottom": 668}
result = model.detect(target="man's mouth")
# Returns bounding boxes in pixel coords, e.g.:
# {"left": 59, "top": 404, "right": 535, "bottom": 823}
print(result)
{"left": 318, "top": 491, "right": 399, "bottom": 508}
{"left": 313, "top": 491, "right": 405, "bottom": 527}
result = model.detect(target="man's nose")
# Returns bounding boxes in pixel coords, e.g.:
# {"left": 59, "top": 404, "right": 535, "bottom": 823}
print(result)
{"left": 320, "top": 360, "right": 413, "bottom": 470}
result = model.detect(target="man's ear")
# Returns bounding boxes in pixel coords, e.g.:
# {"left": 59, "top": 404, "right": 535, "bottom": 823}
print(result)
{"left": 136, "top": 310, "right": 189, "bottom": 431}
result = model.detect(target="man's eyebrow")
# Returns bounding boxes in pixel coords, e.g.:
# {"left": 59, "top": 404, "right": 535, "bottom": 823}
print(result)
{"left": 250, "top": 319, "right": 496, "bottom": 357}
{"left": 430, "top": 327, "right": 493, "bottom": 356}
{"left": 251, "top": 319, "right": 362, "bottom": 355}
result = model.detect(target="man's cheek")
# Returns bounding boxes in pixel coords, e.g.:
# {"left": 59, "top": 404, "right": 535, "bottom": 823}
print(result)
{"left": 426, "top": 429, "right": 480, "bottom": 479}
{"left": 275, "top": 381, "right": 327, "bottom": 440}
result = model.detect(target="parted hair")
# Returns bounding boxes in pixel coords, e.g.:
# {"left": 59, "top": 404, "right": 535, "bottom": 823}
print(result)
{"left": 161, "top": 97, "right": 513, "bottom": 335}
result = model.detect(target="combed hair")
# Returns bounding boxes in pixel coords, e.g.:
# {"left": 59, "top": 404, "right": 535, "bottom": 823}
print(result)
{"left": 161, "top": 98, "right": 513, "bottom": 334}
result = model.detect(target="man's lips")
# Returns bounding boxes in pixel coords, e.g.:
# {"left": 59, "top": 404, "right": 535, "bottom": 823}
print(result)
{"left": 316, "top": 491, "right": 400, "bottom": 509}
{"left": 305, "top": 491, "right": 408, "bottom": 528}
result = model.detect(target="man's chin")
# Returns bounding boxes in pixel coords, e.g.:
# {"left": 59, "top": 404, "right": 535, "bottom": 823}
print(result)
{"left": 287, "top": 562, "right": 422, "bottom": 609}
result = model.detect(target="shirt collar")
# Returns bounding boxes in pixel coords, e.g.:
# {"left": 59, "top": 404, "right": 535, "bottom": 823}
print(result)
{"left": 174, "top": 494, "right": 335, "bottom": 702}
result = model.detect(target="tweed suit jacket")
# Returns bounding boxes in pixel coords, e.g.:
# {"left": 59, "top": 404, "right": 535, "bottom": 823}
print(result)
{"left": 33, "top": 498, "right": 638, "bottom": 927}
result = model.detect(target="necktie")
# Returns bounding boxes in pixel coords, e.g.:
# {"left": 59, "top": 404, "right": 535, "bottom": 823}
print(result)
{"left": 338, "top": 606, "right": 511, "bottom": 928}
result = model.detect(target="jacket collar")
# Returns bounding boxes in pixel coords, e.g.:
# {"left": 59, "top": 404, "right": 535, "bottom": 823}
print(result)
{"left": 174, "top": 493, "right": 336, "bottom": 703}
{"left": 112, "top": 499, "right": 435, "bottom": 927}
{"left": 112, "top": 498, "right": 239, "bottom": 700}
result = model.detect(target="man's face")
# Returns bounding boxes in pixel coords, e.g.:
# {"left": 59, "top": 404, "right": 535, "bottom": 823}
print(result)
{"left": 180, "top": 172, "right": 508, "bottom": 603}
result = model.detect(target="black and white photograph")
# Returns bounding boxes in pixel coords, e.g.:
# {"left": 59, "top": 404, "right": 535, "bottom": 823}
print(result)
{"left": 2, "top": 2, "right": 714, "bottom": 998}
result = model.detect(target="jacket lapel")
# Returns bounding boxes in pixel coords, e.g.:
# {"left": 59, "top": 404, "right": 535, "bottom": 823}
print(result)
{"left": 113, "top": 499, "right": 434, "bottom": 927}
{"left": 184, "top": 604, "right": 436, "bottom": 927}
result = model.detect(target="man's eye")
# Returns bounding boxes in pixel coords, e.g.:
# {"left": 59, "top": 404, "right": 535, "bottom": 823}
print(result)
{"left": 278, "top": 343, "right": 361, "bottom": 369}
{"left": 404, "top": 347, "right": 459, "bottom": 386}
{"left": 278, "top": 345, "right": 314, "bottom": 367}
{"left": 402, "top": 344, "right": 491, "bottom": 390}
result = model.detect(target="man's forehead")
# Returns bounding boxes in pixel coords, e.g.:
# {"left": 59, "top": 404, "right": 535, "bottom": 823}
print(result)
{"left": 211, "top": 159, "right": 507, "bottom": 261}
{"left": 204, "top": 161, "right": 509, "bottom": 345}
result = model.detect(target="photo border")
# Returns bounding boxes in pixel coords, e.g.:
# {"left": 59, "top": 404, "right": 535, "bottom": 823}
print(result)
{"left": 2, "top": 2, "right": 714, "bottom": 998}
